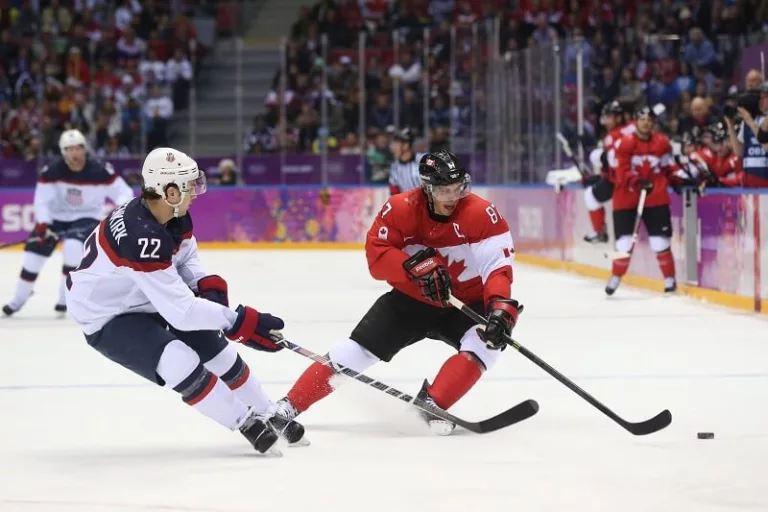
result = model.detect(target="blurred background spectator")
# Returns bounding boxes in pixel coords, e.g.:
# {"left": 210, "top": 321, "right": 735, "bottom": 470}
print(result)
{"left": 0, "top": 0, "right": 206, "bottom": 161}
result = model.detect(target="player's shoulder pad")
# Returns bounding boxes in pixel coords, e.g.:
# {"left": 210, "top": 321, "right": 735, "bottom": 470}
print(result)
{"left": 379, "top": 188, "right": 421, "bottom": 219}
{"left": 38, "top": 157, "right": 119, "bottom": 184}
{"left": 101, "top": 198, "right": 175, "bottom": 268}
{"left": 456, "top": 194, "right": 509, "bottom": 240}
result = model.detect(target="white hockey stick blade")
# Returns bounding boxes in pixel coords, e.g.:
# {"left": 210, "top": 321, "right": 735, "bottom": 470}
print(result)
{"left": 545, "top": 166, "right": 582, "bottom": 186}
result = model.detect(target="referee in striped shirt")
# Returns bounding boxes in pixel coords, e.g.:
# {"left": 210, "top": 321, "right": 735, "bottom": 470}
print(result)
{"left": 388, "top": 127, "right": 423, "bottom": 195}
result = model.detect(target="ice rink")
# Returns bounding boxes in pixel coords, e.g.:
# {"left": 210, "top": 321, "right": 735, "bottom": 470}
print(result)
{"left": 0, "top": 249, "right": 767, "bottom": 512}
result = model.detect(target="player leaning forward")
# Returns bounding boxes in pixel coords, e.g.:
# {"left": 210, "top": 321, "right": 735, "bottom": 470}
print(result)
{"left": 274, "top": 150, "right": 520, "bottom": 435}
{"left": 66, "top": 148, "right": 306, "bottom": 454}
{"left": 3, "top": 130, "right": 133, "bottom": 316}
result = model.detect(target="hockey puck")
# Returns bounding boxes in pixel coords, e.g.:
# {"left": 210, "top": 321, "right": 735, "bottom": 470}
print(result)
{"left": 697, "top": 432, "right": 714, "bottom": 440}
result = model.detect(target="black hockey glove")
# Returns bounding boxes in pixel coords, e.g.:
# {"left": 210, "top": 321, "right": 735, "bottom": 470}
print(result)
{"left": 31, "top": 223, "right": 58, "bottom": 245}
{"left": 403, "top": 248, "right": 452, "bottom": 305}
{"left": 629, "top": 177, "right": 653, "bottom": 193}
{"left": 581, "top": 174, "right": 601, "bottom": 187}
{"left": 224, "top": 305, "right": 285, "bottom": 352}
{"left": 198, "top": 275, "right": 229, "bottom": 306}
{"left": 477, "top": 298, "right": 523, "bottom": 350}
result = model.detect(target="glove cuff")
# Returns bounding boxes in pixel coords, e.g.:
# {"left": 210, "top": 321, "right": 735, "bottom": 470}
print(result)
{"left": 490, "top": 298, "right": 520, "bottom": 326}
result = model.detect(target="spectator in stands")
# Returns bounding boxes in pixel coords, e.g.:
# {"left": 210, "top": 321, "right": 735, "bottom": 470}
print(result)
{"left": 680, "top": 96, "right": 713, "bottom": 133}
{"left": 115, "top": 74, "right": 144, "bottom": 109}
{"left": 389, "top": 51, "right": 421, "bottom": 85}
{"left": 114, "top": 0, "right": 141, "bottom": 31}
{"left": 140, "top": 48, "right": 166, "bottom": 85}
{"left": 41, "top": 0, "right": 73, "bottom": 35}
{"left": 143, "top": 83, "right": 172, "bottom": 150}
{"left": 166, "top": 48, "right": 192, "bottom": 110}
{"left": 101, "top": 135, "right": 131, "bottom": 158}
{"left": 683, "top": 28, "right": 718, "bottom": 73}
{"left": 245, "top": 114, "right": 277, "bottom": 154}
{"left": 746, "top": 69, "right": 764, "bottom": 91}
{"left": 339, "top": 132, "right": 361, "bottom": 154}
{"left": 292, "top": 6, "right": 313, "bottom": 40}
{"left": 368, "top": 91, "right": 394, "bottom": 134}
{"left": 216, "top": 159, "right": 239, "bottom": 186}
{"left": 116, "top": 27, "right": 147, "bottom": 62}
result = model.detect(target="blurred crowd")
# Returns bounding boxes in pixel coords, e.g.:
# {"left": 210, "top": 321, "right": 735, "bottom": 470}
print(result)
{"left": 247, "top": 0, "right": 768, "bottom": 169}
{"left": 0, "top": 0, "right": 199, "bottom": 161}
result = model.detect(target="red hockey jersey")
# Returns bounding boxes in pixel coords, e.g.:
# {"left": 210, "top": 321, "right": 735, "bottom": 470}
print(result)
{"left": 366, "top": 189, "right": 514, "bottom": 308}
{"left": 613, "top": 132, "right": 679, "bottom": 211}
{"left": 603, "top": 122, "right": 637, "bottom": 181}
{"left": 687, "top": 147, "right": 743, "bottom": 187}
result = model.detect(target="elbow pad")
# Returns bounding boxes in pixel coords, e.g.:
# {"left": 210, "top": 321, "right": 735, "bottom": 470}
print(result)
{"left": 757, "top": 127, "right": 768, "bottom": 144}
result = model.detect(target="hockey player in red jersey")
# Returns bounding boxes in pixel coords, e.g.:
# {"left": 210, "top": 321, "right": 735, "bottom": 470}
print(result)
{"left": 607, "top": 106, "right": 687, "bottom": 296}
{"left": 704, "top": 120, "right": 743, "bottom": 187}
{"left": 271, "top": 150, "right": 519, "bottom": 435}
{"left": 583, "top": 101, "right": 636, "bottom": 243}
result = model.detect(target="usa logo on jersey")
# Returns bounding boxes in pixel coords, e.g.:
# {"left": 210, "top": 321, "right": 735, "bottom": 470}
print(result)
{"left": 66, "top": 187, "right": 84, "bottom": 206}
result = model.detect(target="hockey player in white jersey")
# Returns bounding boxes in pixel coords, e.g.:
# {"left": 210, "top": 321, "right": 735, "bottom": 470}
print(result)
{"left": 65, "top": 147, "right": 306, "bottom": 454}
{"left": 3, "top": 129, "right": 134, "bottom": 316}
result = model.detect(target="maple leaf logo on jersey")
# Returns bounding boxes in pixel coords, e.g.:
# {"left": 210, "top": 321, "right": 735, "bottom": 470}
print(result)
{"left": 446, "top": 257, "right": 468, "bottom": 282}
{"left": 631, "top": 155, "right": 660, "bottom": 178}
{"left": 437, "top": 246, "right": 478, "bottom": 283}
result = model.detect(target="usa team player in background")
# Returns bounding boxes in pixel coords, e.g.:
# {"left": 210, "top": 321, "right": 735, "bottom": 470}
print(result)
{"left": 3, "top": 130, "right": 133, "bottom": 316}
{"left": 65, "top": 147, "right": 307, "bottom": 455}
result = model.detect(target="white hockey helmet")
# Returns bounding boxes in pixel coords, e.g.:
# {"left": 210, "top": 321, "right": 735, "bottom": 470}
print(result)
{"left": 141, "top": 147, "right": 207, "bottom": 216}
{"left": 59, "top": 129, "right": 87, "bottom": 155}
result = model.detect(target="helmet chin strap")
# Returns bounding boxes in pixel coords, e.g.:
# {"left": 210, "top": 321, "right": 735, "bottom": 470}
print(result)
{"left": 163, "top": 191, "right": 186, "bottom": 218}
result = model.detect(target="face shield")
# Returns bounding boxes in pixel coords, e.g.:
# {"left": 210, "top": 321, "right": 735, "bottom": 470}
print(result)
{"left": 428, "top": 175, "right": 471, "bottom": 202}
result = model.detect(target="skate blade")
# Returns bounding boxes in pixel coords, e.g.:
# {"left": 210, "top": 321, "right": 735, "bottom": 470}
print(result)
{"left": 429, "top": 420, "right": 455, "bottom": 436}
{"left": 260, "top": 446, "right": 283, "bottom": 458}
{"left": 287, "top": 436, "right": 311, "bottom": 448}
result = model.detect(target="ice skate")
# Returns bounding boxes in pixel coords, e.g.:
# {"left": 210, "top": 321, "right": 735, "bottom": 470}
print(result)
{"left": 238, "top": 409, "right": 281, "bottom": 456}
{"left": 54, "top": 304, "right": 67, "bottom": 317}
{"left": 584, "top": 231, "right": 609, "bottom": 244}
{"left": 605, "top": 275, "right": 621, "bottom": 296}
{"left": 415, "top": 381, "right": 455, "bottom": 436}
{"left": 664, "top": 278, "right": 677, "bottom": 294}
{"left": 268, "top": 398, "right": 309, "bottom": 447}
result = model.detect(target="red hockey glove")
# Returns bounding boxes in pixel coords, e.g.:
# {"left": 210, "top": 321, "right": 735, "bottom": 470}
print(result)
{"left": 32, "top": 223, "right": 58, "bottom": 244}
{"left": 629, "top": 177, "right": 653, "bottom": 193}
{"left": 477, "top": 299, "right": 523, "bottom": 350}
{"left": 198, "top": 275, "right": 228, "bottom": 306}
{"left": 403, "top": 248, "right": 452, "bottom": 305}
{"left": 224, "top": 305, "right": 284, "bottom": 352}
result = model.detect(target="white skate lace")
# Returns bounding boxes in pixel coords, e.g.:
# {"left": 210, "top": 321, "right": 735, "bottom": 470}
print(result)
{"left": 276, "top": 399, "right": 299, "bottom": 421}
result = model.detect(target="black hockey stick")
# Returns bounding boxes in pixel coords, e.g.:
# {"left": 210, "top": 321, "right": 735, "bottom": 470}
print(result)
{"left": 266, "top": 332, "right": 539, "bottom": 434}
{"left": 448, "top": 295, "right": 671, "bottom": 436}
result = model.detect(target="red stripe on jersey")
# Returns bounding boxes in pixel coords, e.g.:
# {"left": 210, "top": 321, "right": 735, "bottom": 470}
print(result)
{"left": 98, "top": 221, "right": 172, "bottom": 272}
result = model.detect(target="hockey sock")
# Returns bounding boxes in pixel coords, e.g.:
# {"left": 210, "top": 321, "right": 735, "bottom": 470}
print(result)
{"left": 58, "top": 265, "right": 76, "bottom": 305}
{"left": 427, "top": 352, "right": 484, "bottom": 410}
{"left": 174, "top": 365, "right": 250, "bottom": 430}
{"left": 588, "top": 207, "right": 606, "bottom": 233}
{"left": 286, "top": 362, "right": 335, "bottom": 413}
{"left": 8, "top": 252, "right": 49, "bottom": 308}
{"left": 611, "top": 256, "right": 631, "bottom": 277}
{"left": 220, "top": 354, "right": 273, "bottom": 414}
{"left": 656, "top": 249, "right": 675, "bottom": 278}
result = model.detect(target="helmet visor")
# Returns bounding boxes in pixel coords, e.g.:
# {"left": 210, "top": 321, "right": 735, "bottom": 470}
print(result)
{"left": 185, "top": 171, "right": 207, "bottom": 196}
{"left": 430, "top": 178, "right": 470, "bottom": 201}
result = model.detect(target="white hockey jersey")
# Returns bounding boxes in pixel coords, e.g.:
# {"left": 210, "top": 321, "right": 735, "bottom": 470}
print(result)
{"left": 34, "top": 157, "right": 134, "bottom": 224}
{"left": 66, "top": 198, "right": 237, "bottom": 335}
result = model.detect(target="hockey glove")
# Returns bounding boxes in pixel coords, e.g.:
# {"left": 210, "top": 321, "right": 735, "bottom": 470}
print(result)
{"left": 198, "top": 275, "right": 229, "bottom": 306}
{"left": 32, "top": 223, "right": 58, "bottom": 245}
{"left": 224, "top": 305, "right": 284, "bottom": 352}
{"left": 581, "top": 174, "right": 601, "bottom": 187}
{"left": 629, "top": 177, "right": 653, "bottom": 193}
{"left": 403, "top": 248, "right": 452, "bottom": 305}
{"left": 477, "top": 298, "right": 523, "bottom": 350}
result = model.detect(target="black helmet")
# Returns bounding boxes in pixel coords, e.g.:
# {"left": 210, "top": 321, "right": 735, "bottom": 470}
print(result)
{"left": 681, "top": 130, "right": 699, "bottom": 147}
{"left": 392, "top": 127, "right": 414, "bottom": 145}
{"left": 634, "top": 105, "right": 656, "bottom": 120}
{"left": 602, "top": 100, "right": 624, "bottom": 117}
{"left": 419, "top": 150, "right": 467, "bottom": 186}
{"left": 706, "top": 120, "right": 727, "bottom": 142}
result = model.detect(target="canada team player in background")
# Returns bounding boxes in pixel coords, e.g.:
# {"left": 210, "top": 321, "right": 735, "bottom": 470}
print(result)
{"left": 607, "top": 106, "right": 692, "bottom": 296}
{"left": 65, "top": 147, "right": 306, "bottom": 455}
{"left": 272, "top": 150, "right": 521, "bottom": 435}
{"left": 583, "top": 101, "right": 636, "bottom": 244}
{"left": 3, "top": 130, "right": 133, "bottom": 317}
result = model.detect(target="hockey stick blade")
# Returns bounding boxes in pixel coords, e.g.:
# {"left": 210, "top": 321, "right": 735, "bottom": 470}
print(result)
{"left": 267, "top": 333, "right": 539, "bottom": 434}
{"left": 448, "top": 296, "right": 672, "bottom": 436}
{"left": 604, "top": 249, "right": 631, "bottom": 260}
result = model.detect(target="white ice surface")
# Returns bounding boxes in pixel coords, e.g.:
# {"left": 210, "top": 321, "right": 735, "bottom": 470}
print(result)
{"left": 0, "top": 250, "right": 766, "bottom": 512}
